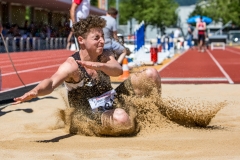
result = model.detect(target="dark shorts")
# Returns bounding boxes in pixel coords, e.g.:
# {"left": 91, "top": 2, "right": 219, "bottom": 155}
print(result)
{"left": 198, "top": 34, "right": 205, "bottom": 42}
{"left": 69, "top": 78, "right": 136, "bottom": 135}
{"left": 88, "top": 78, "right": 135, "bottom": 125}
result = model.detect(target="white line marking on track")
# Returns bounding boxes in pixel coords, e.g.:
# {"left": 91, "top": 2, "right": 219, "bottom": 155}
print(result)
{"left": 161, "top": 77, "right": 228, "bottom": 82}
{"left": 225, "top": 48, "right": 240, "bottom": 55}
{"left": 0, "top": 82, "right": 40, "bottom": 93}
{"left": 207, "top": 50, "right": 234, "bottom": 84}
{"left": 2, "top": 64, "right": 60, "bottom": 76}
{"left": 1, "top": 57, "right": 66, "bottom": 69}
{"left": 0, "top": 53, "right": 68, "bottom": 63}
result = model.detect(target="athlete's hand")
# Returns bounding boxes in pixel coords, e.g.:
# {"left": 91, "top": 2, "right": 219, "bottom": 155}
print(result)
{"left": 76, "top": 60, "right": 102, "bottom": 70}
{"left": 13, "top": 91, "right": 38, "bottom": 105}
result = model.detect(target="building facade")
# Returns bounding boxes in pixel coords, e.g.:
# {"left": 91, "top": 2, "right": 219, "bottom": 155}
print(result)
{"left": 0, "top": 0, "right": 106, "bottom": 29}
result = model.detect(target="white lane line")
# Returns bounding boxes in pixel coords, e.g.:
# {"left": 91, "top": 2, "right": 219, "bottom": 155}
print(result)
{"left": 225, "top": 48, "right": 240, "bottom": 55}
{"left": 161, "top": 77, "right": 228, "bottom": 82}
{"left": 1, "top": 53, "right": 69, "bottom": 63}
{"left": 158, "top": 50, "right": 189, "bottom": 72}
{"left": 2, "top": 64, "right": 60, "bottom": 76}
{"left": 207, "top": 50, "right": 234, "bottom": 84}
{"left": 1, "top": 57, "right": 66, "bottom": 68}
{"left": 0, "top": 53, "right": 70, "bottom": 67}
{"left": 0, "top": 82, "right": 40, "bottom": 93}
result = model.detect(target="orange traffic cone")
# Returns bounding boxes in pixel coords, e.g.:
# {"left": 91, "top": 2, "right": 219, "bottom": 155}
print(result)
{"left": 119, "top": 57, "right": 130, "bottom": 80}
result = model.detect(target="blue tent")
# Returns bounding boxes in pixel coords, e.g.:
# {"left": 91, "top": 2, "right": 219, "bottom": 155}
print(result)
{"left": 187, "top": 15, "right": 212, "bottom": 25}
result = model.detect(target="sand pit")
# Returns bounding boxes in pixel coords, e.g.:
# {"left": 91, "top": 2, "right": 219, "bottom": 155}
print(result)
{"left": 0, "top": 84, "right": 240, "bottom": 159}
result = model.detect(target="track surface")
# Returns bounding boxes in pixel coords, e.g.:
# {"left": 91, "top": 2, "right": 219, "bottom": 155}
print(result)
{"left": 0, "top": 50, "right": 72, "bottom": 92}
{"left": 159, "top": 47, "right": 240, "bottom": 84}
{"left": 1, "top": 47, "right": 240, "bottom": 92}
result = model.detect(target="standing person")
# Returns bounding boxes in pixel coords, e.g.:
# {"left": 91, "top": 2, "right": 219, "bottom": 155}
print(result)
{"left": 66, "top": 30, "right": 74, "bottom": 50}
{"left": 196, "top": 16, "right": 206, "bottom": 52}
{"left": 192, "top": 27, "right": 198, "bottom": 49}
{"left": 204, "top": 31, "right": 209, "bottom": 50}
{"left": 187, "top": 23, "right": 194, "bottom": 49}
{"left": 13, "top": 15, "right": 162, "bottom": 136}
{"left": 66, "top": 19, "right": 74, "bottom": 50}
{"left": 101, "top": 8, "right": 128, "bottom": 64}
{"left": 174, "top": 27, "right": 180, "bottom": 39}
{"left": 173, "top": 27, "right": 181, "bottom": 50}
{"left": 0, "top": 23, "right": 3, "bottom": 34}
{"left": 70, "top": 0, "right": 90, "bottom": 51}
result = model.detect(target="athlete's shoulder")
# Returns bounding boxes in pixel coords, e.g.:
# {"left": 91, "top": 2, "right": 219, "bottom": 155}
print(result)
{"left": 103, "top": 49, "right": 114, "bottom": 57}
{"left": 99, "top": 49, "right": 114, "bottom": 62}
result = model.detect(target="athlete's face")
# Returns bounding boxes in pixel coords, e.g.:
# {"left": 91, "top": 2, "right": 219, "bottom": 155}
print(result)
{"left": 84, "top": 28, "right": 105, "bottom": 56}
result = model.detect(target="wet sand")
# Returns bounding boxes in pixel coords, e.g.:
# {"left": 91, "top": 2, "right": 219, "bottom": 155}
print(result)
{"left": 0, "top": 84, "right": 240, "bottom": 159}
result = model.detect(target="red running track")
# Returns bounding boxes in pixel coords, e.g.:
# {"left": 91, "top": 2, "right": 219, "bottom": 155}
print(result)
{"left": 1, "top": 47, "right": 240, "bottom": 92}
{"left": 159, "top": 47, "right": 240, "bottom": 84}
{"left": 0, "top": 50, "right": 73, "bottom": 92}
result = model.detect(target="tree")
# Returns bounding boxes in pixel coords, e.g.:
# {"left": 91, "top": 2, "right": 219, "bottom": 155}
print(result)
{"left": 176, "top": 0, "right": 197, "bottom": 6}
{"left": 207, "top": 0, "right": 240, "bottom": 25}
{"left": 175, "top": 0, "right": 198, "bottom": 6}
{"left": 91, "top": 0, "right": 98, "bottom": 7}
{"left": 189, "top": 3, "right": 205, "bottom": 18}
{"left": 118, "top": 0, "right": 179, "bottom": 34}
{"left": 189, "top": 0, "right": 240, "bottom": 25}
{"left": 108, "top": 0, "right": 116, "bottom": 8}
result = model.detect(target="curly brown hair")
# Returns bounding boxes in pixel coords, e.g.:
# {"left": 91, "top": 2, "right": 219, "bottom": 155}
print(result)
{"left": 73, "top": 15, "right": 106, "bottom": 39}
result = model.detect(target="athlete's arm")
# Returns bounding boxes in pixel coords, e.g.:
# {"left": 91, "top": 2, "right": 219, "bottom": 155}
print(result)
{"left": 77, "top": 53, "right": 122, "bottom": 77}
{"left": 14, "top": 58, "right": 78, "bottom": 104}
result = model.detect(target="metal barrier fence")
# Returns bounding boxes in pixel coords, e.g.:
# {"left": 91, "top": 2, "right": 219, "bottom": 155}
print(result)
{"left": 0, "top": 37, "right": 67, "bottom": 53}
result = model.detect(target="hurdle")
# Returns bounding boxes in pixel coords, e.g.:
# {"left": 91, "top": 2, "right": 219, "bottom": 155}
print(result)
{"left": 210, "top": 42, "right": 225, "bottom": 50}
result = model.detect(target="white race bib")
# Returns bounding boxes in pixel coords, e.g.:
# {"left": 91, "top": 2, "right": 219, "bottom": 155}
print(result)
{"left": 88, "top": 89, "right": 116, "bottom": 112}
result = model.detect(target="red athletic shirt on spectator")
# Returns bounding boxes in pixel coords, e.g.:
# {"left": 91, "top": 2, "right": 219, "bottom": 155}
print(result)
{"left": 73, "top": 0, "right": 83, "bottom": 5}
{"left": 197, "top": 22, "right": 205, "bottom": 35}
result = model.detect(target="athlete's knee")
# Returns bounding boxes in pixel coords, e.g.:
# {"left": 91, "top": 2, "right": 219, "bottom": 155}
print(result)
{"left": 130, "top": 68, "right": 161, "bottom": 95}
{"left": 113, "top": 108, "right": 130, "bottom": 125}
{"left": 145, "top": 68, "right": 161, "bottom": 82}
